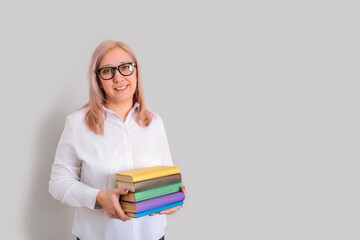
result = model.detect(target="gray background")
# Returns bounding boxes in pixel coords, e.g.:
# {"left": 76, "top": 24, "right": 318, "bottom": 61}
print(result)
{"left": 1, "top": 0, "right": 359, "bottom": 239}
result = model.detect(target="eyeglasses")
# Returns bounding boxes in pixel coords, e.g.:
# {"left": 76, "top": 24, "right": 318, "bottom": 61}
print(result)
{"left": 97, "top": 62, "right": 137, "bottom": 80}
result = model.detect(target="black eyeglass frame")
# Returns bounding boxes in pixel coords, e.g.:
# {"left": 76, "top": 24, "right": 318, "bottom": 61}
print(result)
{"left": 96, "top": 62, "right": 137, "bottom": 80}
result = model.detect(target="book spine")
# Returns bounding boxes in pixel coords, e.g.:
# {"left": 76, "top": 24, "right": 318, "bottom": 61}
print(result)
{"left": 131, "top": 201, "right": 184, "bottom": 218}
{"left": 134, "top": 182, "right": 183, "bottom": 202}
{"left": 135, "top": 192, "right": 185, "bottom": 213}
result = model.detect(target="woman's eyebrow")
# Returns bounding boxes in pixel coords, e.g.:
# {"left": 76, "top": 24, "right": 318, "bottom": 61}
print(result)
{"left": 100, "top": 61, "right": 131, "bottom": 68}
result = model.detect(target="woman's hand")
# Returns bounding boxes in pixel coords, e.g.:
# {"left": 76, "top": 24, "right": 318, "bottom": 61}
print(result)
{"left": 96, "top": 188, "right": 132, "bottom": 222}
{"left": 149, "top": 186, "right": 186, "bottom": 216}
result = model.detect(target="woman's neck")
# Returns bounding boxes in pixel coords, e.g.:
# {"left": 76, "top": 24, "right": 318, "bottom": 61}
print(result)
{"left": 105, "top": 100, "right": 134, "bottom": 122}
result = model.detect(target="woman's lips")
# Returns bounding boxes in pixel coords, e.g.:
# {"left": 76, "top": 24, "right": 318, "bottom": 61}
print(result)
{"left": 114, "top": 85, "right": 128, "bottom": 91}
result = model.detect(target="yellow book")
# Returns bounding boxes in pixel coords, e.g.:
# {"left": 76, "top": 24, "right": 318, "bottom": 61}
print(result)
{"left": 116, "top": 166, "right": 180, "bottom": 183}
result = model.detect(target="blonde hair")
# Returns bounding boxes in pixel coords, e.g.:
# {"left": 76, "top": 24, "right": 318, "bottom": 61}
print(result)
{"left": 80, "top": 40, "right": 154, "bottom": 135}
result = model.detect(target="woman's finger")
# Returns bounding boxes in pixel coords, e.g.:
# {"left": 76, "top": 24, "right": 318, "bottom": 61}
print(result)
{"left": 114, "top": 188, "right": 129, "bottom": 196}
{"left": 108, "top": 209, "right": 119, "bottom": 219}
{"left": 181, "top": 186, "right": 186, "bottom": 196}
{"left": 115, "top": 200, "right": 132, "bottom": 221}
{"left": 117, "top": 211, "right": 132, "bottom": 221}
{"left": 159, "top": 205, "right": 182, "bottom": 215}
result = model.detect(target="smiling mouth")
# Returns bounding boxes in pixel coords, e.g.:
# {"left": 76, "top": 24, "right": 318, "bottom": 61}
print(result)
{"left": 114, "top": 85, "right": 128, "bottom": 91}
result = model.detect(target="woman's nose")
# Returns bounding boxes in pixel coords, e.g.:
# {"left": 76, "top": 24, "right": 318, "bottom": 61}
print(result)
{"left": 113, "top": 69, "right": 124, "bottom": 83}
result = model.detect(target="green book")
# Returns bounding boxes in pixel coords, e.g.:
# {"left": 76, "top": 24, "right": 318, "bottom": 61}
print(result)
{"left": 120, "top": 182, "right": 183, "bottom": 202}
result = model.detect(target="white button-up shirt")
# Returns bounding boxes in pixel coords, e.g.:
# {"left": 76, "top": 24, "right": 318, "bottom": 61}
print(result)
{"left": 48, "top": 103, "right": 174, "bottom": 240}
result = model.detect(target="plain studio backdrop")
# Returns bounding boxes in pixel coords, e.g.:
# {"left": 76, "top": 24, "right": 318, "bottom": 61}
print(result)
{"left": 1, "top": 0, "right": 359, "bottom": 239}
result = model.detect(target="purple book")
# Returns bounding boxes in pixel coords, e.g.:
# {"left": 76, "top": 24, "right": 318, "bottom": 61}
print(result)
{"left": 120, "top": 191, "right": 185, "bottom": 213}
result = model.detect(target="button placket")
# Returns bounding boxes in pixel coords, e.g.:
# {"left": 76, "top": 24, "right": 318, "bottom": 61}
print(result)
{"left": 122, "top": 126, "right": 133, "bottom": 169}
{"left": 132, "top": 218, "right": 139, "bottom": 229}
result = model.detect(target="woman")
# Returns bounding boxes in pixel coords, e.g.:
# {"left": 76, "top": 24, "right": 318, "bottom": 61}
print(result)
{"left": 48, "top": 40, "right": 185, "bottom": 240}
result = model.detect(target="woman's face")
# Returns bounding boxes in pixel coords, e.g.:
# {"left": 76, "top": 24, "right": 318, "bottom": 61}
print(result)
{"left": 98, "top": 47, "right": 137, "bottom": 106}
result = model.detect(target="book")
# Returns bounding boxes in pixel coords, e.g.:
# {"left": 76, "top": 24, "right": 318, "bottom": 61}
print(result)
{"left": 120, "top": 192, "right": 185, "bottom": 213}
{"left": 120, "top": 182, "right": 183, "bottom": 202}
{"left": 125, "top": 201, "right": 184, "bottom": 218}
{"left": 117, "top": 173, "right": 182, "bottom": 192}
{"left": 116, "top": 166, "right": 180, "bottom": 183}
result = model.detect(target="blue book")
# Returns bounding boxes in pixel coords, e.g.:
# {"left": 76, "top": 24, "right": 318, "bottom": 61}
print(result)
{"left": 125, "top": 201, "right": 184, "bottom": 218}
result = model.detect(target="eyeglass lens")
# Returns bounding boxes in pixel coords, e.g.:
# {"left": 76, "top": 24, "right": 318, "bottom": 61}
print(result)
{"left": 99, "top": 63, "right": 134, "bottom": 80}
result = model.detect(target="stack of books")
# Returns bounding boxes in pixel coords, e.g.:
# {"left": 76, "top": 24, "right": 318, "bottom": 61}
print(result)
{"left": 116, "top": 166, "right": 185, "bottom": 218}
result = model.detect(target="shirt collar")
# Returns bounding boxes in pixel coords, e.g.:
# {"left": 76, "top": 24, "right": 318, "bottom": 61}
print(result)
{"left": 133, "top": 102, "right": 140, "bottom": 110}
{"left": 102, "top": 102, "right": 140, "bottom": 114}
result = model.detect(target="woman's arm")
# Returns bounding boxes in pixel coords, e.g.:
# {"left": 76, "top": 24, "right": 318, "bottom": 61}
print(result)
{"left": 49, "top": 116, "right": 132, "bottom": 221}
{"left": 48, "top": 116, "right": 100, "bottom": 209}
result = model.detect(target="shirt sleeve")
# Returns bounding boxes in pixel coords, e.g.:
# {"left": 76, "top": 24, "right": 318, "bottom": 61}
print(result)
{"left": 156, "top": 115, "right": 174, "bottom": 167}
{"left": 48, "top": 116, "right": 101, "bottom": 209}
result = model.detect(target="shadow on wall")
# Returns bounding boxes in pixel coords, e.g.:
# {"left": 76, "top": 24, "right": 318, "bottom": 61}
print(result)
{"left": 25, "top": 103, "right": 76, "bottom": 240}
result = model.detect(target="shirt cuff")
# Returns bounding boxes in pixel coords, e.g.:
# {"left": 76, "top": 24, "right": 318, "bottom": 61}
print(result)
{"left": 84, "top": 187, "right": 102, "bottom": 210}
